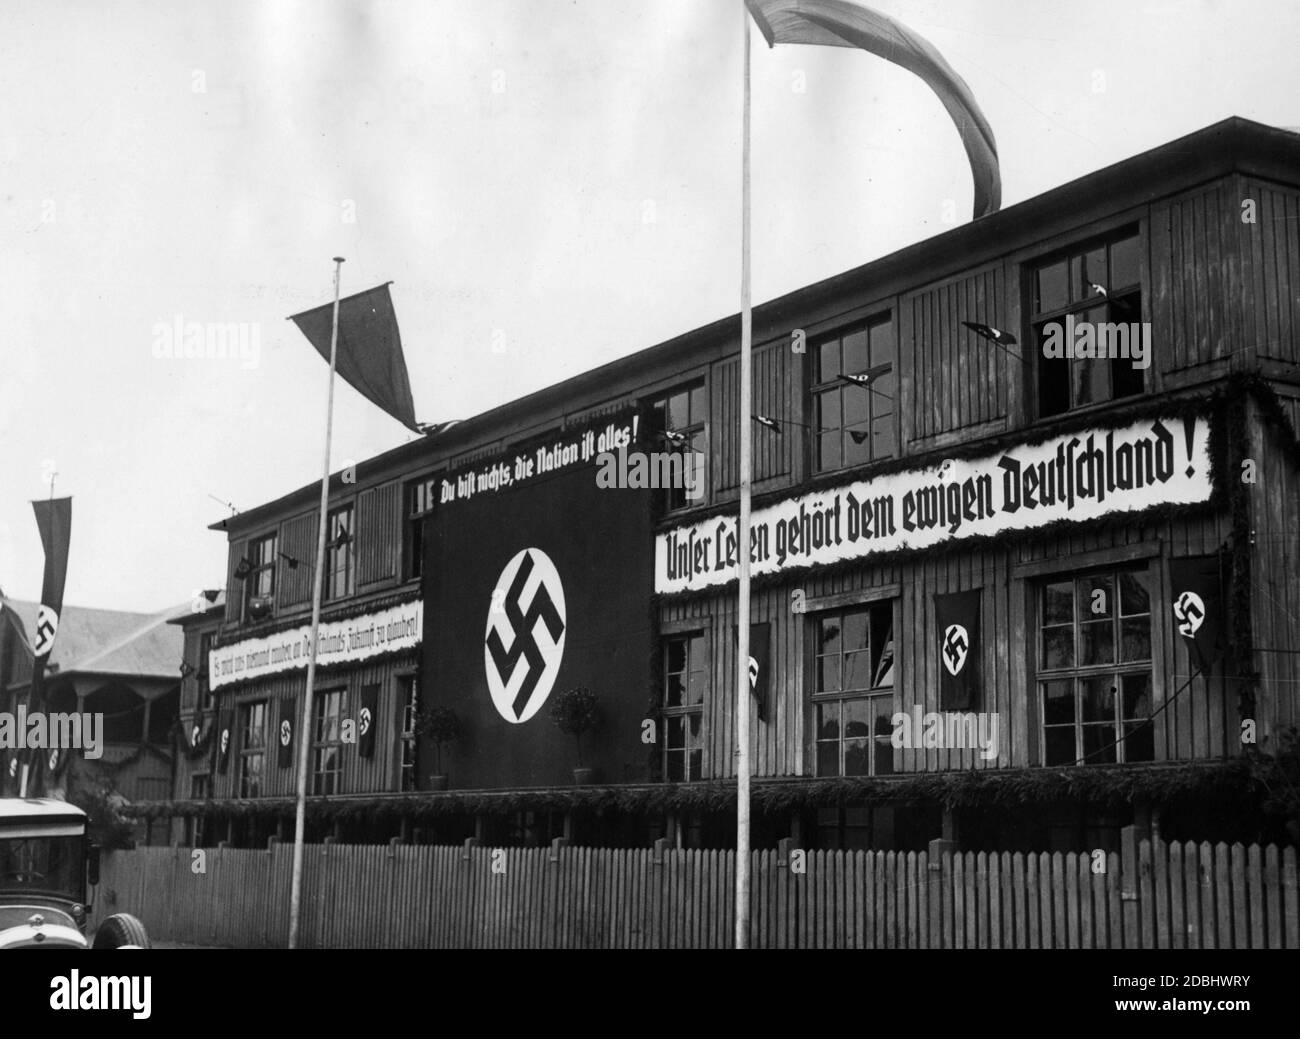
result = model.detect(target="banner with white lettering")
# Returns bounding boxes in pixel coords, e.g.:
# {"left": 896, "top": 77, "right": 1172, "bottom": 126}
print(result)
{"left": 656, "top": 416, "right": 1212, "bottom": 594}
{"left": 414, "top": 407, "right": 646, "bottom": 514}
{"left": 209, "top": 601, "right": 423, "bottom": 690}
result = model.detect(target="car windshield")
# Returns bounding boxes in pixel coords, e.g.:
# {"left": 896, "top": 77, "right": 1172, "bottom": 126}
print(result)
{"left": 0, "top": 835, "right": 82, "bottom": 900}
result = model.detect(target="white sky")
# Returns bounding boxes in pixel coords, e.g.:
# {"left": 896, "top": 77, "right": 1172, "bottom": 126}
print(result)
{"left": 1, "top": 0, "right": 1297, "bottom": 612}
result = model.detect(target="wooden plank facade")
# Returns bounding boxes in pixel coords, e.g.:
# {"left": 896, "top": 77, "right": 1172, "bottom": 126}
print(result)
{"left": 167, "top": 117, "right": 1300, "bottom": 852}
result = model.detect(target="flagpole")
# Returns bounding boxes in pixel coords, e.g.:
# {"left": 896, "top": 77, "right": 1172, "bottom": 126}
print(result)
{"left": 735, "top": 2, "right": 753, "bottom": 951}
{"left": 289, "top": 255, "right": 344, "bottom": 950}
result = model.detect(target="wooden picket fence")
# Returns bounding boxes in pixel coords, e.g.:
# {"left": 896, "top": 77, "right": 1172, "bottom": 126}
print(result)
{"left": 92, "top": 832, "right": 1299, "bottom": 949}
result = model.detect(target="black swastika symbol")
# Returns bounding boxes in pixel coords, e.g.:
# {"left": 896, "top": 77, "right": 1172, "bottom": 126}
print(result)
{"left": 486, "top": 551, "right": 566, "bottom": 720}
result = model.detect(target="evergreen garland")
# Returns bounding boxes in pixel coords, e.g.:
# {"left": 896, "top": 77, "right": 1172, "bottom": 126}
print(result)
{"left": 124, "top": 759, "right": 1267, "bottom": 826}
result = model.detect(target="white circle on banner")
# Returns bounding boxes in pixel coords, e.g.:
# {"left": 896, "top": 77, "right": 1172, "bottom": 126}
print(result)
{"left": 942, "top": 624, "right": 970, "bottom": 676}
{"left": 484, "top": 548, "right": 567, "bottom": 724}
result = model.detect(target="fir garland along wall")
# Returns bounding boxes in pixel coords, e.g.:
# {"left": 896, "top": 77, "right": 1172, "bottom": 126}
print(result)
{"left": 129, "top": 759, "right": 1271, "bottom": 830}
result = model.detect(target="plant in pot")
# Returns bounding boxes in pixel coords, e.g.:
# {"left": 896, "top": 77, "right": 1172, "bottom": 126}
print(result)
{"left": 549, "top": 687, "right": 600, "bottom": 785}
{"left": 415, "top": 704, "right": 463, "bottom": 791}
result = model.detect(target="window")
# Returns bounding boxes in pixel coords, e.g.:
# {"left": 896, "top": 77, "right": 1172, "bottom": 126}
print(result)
{"left": 812, "top": 602, "right": 896, "bottom": 777}
{"left": 312, "top": 689, "right": 346, "bottom": 795}
{"left": 243, "top": 533, "right": 276, "bottom": 619}
{"left": 196, "top": 632, "right": 215, "bottom": 715}
{"left": 189, "top": 774, "right": 211, "bottom": 847}
{"left": 1038, "top": 569, "right": 1154, "bottom": 766}
{"left": 650, "top": 382, "right": 707, "bottom": 511}
{"left": 238, "top": 702, "right": 267, "bottom": 798}
{"left": 404, "top": 482, "right": 428, "bottom": 581}
{"left": 662, "top": 633, "right": 707, "bottom": 782}
{"left": 1031, "top": 229, "right": 1144, "bottom": 417}
{"left": 325, "top": 505, "right": 355, "bottom": 601}
{"left": 812, "top": 315, "right": 895, "bottom": 472}
{"left": 399, "top": 676, "right": 419, "bottom": 792}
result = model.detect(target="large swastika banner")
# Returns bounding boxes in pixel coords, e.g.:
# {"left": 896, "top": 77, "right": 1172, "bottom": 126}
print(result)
{"left": 422, "top": 445, "right": 653, "bottom": 789}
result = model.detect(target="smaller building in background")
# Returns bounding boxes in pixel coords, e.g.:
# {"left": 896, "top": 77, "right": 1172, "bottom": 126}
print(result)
{"left": 0, "top": 596, "right": 185, "bottom": 834}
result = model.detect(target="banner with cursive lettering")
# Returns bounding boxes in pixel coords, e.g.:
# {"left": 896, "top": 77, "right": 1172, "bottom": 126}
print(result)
{"left": 655, "top": 416, "right": 1213, "bottom": 594}
{"left": 209, "top": 600, "right": 423, "bottom": 690}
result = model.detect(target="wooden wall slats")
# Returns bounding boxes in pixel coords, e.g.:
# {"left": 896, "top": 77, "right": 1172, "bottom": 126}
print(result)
{"left": 357, "top": 481, "right": 400, "bottom": 588}
{"left": 904, "top": 264, "right": 1007, "bottom": 445}
{"left": 278, "top": 512, "right": 316, "bottom": 608}
{"left": 713, "top": 341, "right": 794, "bottom": 495}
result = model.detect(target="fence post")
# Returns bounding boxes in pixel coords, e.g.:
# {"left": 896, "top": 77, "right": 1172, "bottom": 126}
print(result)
{"left": 928, "top": 839, "right": 956, "bottom": 950}
{"left": 1120, "top": 824, "right": 1140, "bottom": 948}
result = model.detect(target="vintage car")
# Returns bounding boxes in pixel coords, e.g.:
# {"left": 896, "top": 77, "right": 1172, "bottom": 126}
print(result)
{"left": 0, "top": 797, "right": 150, "bottom": 949}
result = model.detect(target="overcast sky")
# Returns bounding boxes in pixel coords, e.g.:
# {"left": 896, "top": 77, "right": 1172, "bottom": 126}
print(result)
{"left": 1, "top": 0, "right": 1297, "bottom": 613}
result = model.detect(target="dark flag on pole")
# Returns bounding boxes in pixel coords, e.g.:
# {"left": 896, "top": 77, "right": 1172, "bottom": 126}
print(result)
{"left": 25, "top": 497, "right": 72, "bottom": 795}
{"left": 936, "top": 590, "right": 981, "bottom": 711}
{"left": 289, "top": 282, "right": 421, "bottom": 433}
{"left": 745, "top": 0, "right": 1002, "bottom": 219}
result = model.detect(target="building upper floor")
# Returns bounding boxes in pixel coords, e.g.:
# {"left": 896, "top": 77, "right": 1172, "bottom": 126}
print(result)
{"left": 208, "top": 117, "right": 1300, "bottom": 639}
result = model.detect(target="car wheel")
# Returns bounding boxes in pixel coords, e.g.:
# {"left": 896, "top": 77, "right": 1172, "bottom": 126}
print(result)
{"left": 93, "top": 913, "right": 151, "bottom": 949}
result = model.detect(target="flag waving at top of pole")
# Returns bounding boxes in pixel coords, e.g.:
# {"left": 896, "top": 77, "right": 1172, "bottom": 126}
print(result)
{"left": 290, "top": 282, "right": 421, "bottom": 433}
{"left": 745, "top": 0, "right": 1002, "bottom": 219}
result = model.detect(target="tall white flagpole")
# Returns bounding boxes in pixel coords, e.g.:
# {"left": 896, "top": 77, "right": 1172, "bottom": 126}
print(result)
{"left": 288, "top": 255, "right": 344, "bottom": 950}
{"left": 735, "top": 2, "right": 753, "bottom": 951}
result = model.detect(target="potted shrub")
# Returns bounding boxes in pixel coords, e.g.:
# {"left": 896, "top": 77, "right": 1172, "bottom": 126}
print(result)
{"left": 549, "top": 687, "right": 600, "bottom": 785}
{"left": 415, "top": 704, "right": 463, "bottom": 790}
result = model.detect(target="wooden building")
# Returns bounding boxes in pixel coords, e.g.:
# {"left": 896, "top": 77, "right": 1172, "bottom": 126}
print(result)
{"left": 0, "top": 598, "right": 182, "bottom": 823}
{"left": 157, "top": 117, "right": 1300, "bottom": 855}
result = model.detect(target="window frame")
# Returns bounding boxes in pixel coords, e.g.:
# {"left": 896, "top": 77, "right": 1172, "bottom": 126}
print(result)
{"left": 1027, "top": 226, "right": 1145, "bottom": 419}
{"left": 648, "top": 380, "right": 709, "bottom": 512}
{"left": 403, "top": 476, "right": 438, "bottom": 582}
{"left": 398, "top": 675, "right": 419, "bottom": 793}
{"left": 809, "top": 599, "right": 897, "bottom": 778}
{"left": 660, "top": 630, "right": 709, "bottom": 783}
{"left": 238, "top": 701, "right": 267, "bottom": 799}
{"left": 311, "top": 687, "right": 347, "bottom": 796}
{"left": 809, "top": 313, "right": 895, "bottom": 475}
{"left": 1035, "top": 566, "right": 1155, "bottom": 767}
{"left": 324, "top": 504, "right": 355, "bottom": 602}
{"left": 242, "top": 532, "right": 277, "bottom": 620}
{"left": 196, "top": 632, "right": 215, "bottom": 716}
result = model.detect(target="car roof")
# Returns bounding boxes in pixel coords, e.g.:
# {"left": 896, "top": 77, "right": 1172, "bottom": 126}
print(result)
{"left": 0, "top": 798, "right": 87, "bottom": 822}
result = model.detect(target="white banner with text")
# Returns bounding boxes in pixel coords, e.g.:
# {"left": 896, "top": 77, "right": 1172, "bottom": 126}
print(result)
{"left": 209, "top": 600, "right": 423, "bottom": 689}
{"left": 655, "top": 416, "right": 1213, "bottom": 594}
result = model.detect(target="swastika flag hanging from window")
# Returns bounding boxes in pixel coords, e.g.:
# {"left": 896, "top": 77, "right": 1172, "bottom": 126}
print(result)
{"left": 278, "top": 697, "right": 295, "bottom": 769}
{"left": 289, "top": 283, "right": 421, "bottom": 434}
{"left": 745, "top": 0, "right": 1002, "bottom": 219}
{"left": 734, "top": 622, "right": 771, "bottom": 723}
{"left": 358, "top": 684, "right": 379, "bottom": 759}
{"left": 936, "top": 590, "right": 981, "bottom": 711}
{"left": 1169, "top": 555, "right": 1226, "bottom": 673}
